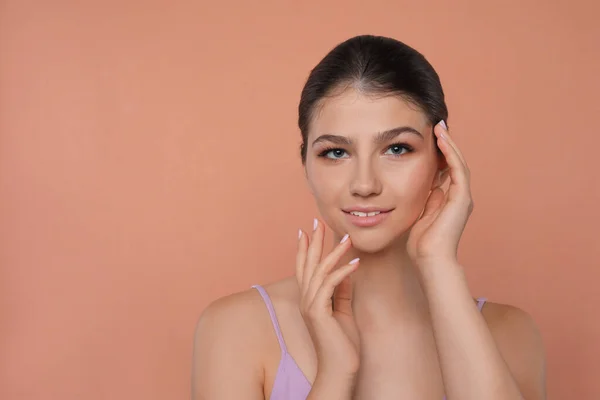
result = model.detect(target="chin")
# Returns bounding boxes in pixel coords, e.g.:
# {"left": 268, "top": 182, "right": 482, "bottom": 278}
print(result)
{"left": 343, "top": 228, "right": 402, "bottom": 254}
{"left": 323, "top": 209, "right": 417, "bottom": 254}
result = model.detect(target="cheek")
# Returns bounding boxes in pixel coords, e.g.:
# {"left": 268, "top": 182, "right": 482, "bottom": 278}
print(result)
{"left": 306, "top": 163, "right": 346, "bottom": 205}
{"left": 384, "top": 161, "right": 436, "bottom": 206}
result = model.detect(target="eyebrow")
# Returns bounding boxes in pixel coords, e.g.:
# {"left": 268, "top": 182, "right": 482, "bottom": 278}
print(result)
{"left": 311, "top": 126, "right": 424, "bottom": 147}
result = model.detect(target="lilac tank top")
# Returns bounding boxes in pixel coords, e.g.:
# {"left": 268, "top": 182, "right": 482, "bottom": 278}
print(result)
{"left": 252, "top": 284, "right": 487, "bottom": 400}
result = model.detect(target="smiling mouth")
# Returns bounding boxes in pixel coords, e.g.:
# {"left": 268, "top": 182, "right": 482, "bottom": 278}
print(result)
{"left": 342, "top": 208, "right": 394, "bottom": 227}
{"left": 348, "top": 211, "right": 384, "bottom": 217}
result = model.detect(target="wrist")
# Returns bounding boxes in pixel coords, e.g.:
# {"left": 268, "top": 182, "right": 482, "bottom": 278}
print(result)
{"left": 316, "top": 362, "right": 358, "bottom": 382}
{"left": 309, "top": 371, "right": 356, "bottom": 400}
{"left": 417, "top": 258, "right": 466, "bottom": 287}
{"left": 416, "top": 255, "right": 459, "bottom": 268}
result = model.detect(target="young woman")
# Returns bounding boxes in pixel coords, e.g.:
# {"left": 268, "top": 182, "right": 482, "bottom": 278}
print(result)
{"left": 192, "top": 34, "right": 546, "bottom": 399}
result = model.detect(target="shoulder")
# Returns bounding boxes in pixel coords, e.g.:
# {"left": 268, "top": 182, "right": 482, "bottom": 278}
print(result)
{"left": 193, "top": 277, "right": 299, "bottom": 355}
{"left": 481, "top": 301, "right": 546, "bottom": 397}
{"left": 192, "top": 287, "right": 272, "bottom": 397}
{"left": 480, "top": 301, "right": 544, "bottom": 356}
{"left": 195, "top": 287, "right": 266, "bottom": 332}
{"left": 193, "top": 287, "right": 271, "bottom": 357}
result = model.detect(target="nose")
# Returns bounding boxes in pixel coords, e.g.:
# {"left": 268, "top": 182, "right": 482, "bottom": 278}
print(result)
{"left": 349, "top": 157, "right": 382, "bottom": 198}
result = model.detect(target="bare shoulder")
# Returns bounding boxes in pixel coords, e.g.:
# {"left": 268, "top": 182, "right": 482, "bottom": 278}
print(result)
{"left": 481, "top": 301, "right": 546, "bottom": 397}
{"left": 191, "top": 287, "right": 274, "bottom": 399}
{"left": 480, "top": 301, "right": 544, "bottom": 353}
{"left": 195, "top": 286, "right": 268, "bottom": 334}
{"left": 193, "top": 277, "right": 300, "bottom": 349}
{"left": 193, "top": 285, "right": 280, "bottom": 361}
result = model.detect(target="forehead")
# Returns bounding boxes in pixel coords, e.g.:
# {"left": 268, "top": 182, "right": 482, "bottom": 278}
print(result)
{"left": 309, "top": 88, "right": 429, "bottom": 138}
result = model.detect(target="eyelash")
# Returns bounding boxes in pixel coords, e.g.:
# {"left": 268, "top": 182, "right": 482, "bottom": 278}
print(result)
{"left": 317, "top": 143, "right": 414, "bottom": 160}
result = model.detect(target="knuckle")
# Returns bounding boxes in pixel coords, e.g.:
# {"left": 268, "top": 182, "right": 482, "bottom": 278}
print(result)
{"left": 312, "top": 269, "right": 324, "bottom": 283}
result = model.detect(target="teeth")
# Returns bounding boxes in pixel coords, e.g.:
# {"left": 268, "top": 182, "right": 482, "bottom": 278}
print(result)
{"left": 350, "top": 211, "right": 381, "bottom": 217}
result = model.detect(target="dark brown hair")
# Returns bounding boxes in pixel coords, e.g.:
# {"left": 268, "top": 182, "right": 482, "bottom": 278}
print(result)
{"left": 298, "top": 34, "right": 448, "bottom": 163}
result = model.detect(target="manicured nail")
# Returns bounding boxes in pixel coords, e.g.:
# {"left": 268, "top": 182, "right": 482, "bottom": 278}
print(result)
{"left": 340, "top": 234, "right": 349, "bottom": 243}
{"left": 438, "top": 120, "right": 448, "bottom": 140}
{"left": 313, "top": 218, "right": 318, "bottom": 231}
{"left": 298, "top": 229, "right": 302, "bottom": 239}
{"left": 349, "top": 258, "right": 360, "bottom": 264}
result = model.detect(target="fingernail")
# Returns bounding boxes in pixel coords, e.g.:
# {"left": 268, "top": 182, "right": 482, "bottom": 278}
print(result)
{"left": 340, "top": 234, "right": 349, "bottom": 243}
{"left": 313, "top": 218, "right": 318, "bottom": 231}
{"left": 439, "top": 120, "right": 447, "bottom": 130}
{"left": 298, "top": 229, "right": 302, "bottom": 239}
{"left": 349, "top": 258, "right": 360, "bottom": 264}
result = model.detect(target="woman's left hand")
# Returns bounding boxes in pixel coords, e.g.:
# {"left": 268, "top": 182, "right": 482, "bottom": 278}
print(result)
{"left": 407, "top": 121, "right": 474, "bottom": 266}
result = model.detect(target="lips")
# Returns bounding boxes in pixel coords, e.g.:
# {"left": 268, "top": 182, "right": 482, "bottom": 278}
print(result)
{"left": 342, "top": 207, "right": 394, "bottom": 228}
{"left": 348, "top": 210, "right": 383, "bottom": 217}
{"left": 342, "top": 206, "right": 394, "bottom": 213}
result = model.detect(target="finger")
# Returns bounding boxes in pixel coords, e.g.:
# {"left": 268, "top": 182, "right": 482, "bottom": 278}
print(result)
{"left": 332, "top": 273, "right": 354, "bottom": 317}
{"left": 295, "top": 229, "right": 309, "bottom": 289}
{"left": 312, "top": 259, "right": 360, "bottom": 314}
{"left": 306, "top": 233, "right": 352, "bottom": 303}
{"left": 303, "top": 218, "right": 325, "bottom": 295}
{"left": 437, "top": 135, "right": 473, "bottom": 205}
{"left": 434, "top": 121, "right": 468, "bottom": 170}
{"left": 435, "top": 128, "right": 469, "bottom": 188}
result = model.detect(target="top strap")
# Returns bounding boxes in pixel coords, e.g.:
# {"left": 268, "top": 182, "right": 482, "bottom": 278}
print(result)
{"left": 476, "top": 297, "right": 487, "bottom": 312}
{"left": 252, "top": 285, "right": 287, "bottom": 353}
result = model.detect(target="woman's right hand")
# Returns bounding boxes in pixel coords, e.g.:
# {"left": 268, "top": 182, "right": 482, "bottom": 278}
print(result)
{"left": 296, "top": 218, "right": 361, "bottom": 384}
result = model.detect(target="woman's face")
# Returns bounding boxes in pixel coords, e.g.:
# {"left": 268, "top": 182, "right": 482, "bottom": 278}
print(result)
{"left": 305, "top": 88, "right": 444, "bottom": 253}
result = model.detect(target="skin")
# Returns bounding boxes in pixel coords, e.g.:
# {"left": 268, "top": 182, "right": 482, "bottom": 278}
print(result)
{"left": 192, "top": 87, "right": 546, "bottom": 399}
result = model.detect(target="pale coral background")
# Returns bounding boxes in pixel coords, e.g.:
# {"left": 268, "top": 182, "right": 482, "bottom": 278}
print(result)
{"left": 1, "top": 1, "right": 599, "bottom": 399}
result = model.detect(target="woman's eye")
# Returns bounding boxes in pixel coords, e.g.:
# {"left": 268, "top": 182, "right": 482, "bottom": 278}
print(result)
{"left": 320, "top": 145, "right": 411, "bottom": 159}
{"left": 384, "top": 144, "right": 410, "bottom": 156}
{"left": 324, "top": 149, "right": 349, "bottom": 159}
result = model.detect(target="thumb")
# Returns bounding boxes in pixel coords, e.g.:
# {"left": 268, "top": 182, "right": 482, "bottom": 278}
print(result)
{"left": 333, "top": 274, "right": 354, "bottom": 317}
{"left": 421, "top": 187, "right": 445, "bottom": 219}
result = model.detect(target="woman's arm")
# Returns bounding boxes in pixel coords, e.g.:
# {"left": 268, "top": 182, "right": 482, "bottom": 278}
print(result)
{"left": 192, "top": 293, "right": 265, "bottom": 400}
{"left": 408, "top": 121, "right": 545, "bottom": 399}
{"left": 421, "top": 262, "right": 546, "bottom": 400}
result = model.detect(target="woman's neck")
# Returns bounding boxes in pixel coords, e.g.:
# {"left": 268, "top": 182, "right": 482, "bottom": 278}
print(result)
{"left": 338, "top": 235, "right": 430, "bottom": 329}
